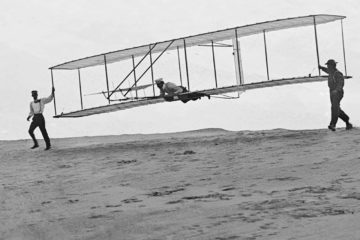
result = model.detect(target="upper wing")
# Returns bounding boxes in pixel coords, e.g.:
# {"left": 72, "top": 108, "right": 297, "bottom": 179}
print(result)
{"left": 50, "top": 15, "right": 344, "bottom": 70}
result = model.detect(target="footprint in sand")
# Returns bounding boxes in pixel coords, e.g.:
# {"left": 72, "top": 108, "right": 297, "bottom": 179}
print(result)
{"left": 58, "top": 164, "right": 72, "bottom": 169}
{"left": 221, "top": 186, "right": 236, "bottom": 191}
{"left": 41, "top": 201, "right": 52, "bottom": 205}
{"left": 105, "top": 204, "right": 122, "bottom": 208}
{"left": 88, "top": 214, "right": 108, "bottom": 219}
{"left": 182, "top": 192, "right": 234, "bottom": 201}
{"left": 268, "top": 177, "right": 301, "bottom": 181}
{"left": 147, "top": 188, "right": 185, "bottom": 197}
{"left": 68, "top": 199, "right": 79, "bottom": 204}
{"left": 183, "top": 150, "right": 196, "bottom": 155}
{"left": 122, "top": 197, "right": 142, "bottom": 203}
{"left": 166, "top": 199, "right": 184, "bottom": 204}
{"left": 29, "top": 209, "right": 41, "bottom": 213}
{"left": 259, "top": 222, "right": 279, "bottom": 231}
{"left": 117, "top": 159, "right": 137, "bottom": 165}
{"left": 215, "top": 235, "right": 241, "bottom": 240}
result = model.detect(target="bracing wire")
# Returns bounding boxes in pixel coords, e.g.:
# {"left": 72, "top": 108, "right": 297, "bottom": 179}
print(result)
{"left": 211, "top": 94, "right": 240, "bottom": 99}
{"left": 210, "top": 91, "right": 245, "bottom": 99}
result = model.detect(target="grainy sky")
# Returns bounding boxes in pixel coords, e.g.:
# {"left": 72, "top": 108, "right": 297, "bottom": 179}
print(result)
{"left": 1, "top": 0, "right": 359, "bottom": 140}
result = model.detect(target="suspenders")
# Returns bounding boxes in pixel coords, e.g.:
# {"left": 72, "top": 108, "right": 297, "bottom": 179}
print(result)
{"left": 33, "top": 100, "right": 42, "bottom": 114}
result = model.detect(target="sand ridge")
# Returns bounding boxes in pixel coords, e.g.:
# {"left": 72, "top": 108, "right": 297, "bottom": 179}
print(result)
{"left": 1, "top": 128, "right": 360, "bottom": 239}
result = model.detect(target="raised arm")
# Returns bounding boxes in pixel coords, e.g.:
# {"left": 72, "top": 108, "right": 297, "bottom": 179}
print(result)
{"left": 42, "top": 87, "right": 55, "bottom": 104}
{"left": 318, "top": 65, "right": 329, "bottom": 74}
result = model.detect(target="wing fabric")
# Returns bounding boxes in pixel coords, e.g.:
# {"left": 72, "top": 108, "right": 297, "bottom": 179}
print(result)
{"left": 50, "top": 15, "right": 345, "bottom": 70}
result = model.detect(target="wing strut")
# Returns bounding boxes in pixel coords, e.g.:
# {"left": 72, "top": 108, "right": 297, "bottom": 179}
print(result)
{"left": 108, "top": 43, "right": 158, "bottom": 99}
{"left": 149, "top": 45, "right": 156, "bottom": 96}
{"left": 263, "top": 30, "right": 270, "bottom": 81}
{"left": 177, "top": 46, "right": 183, "bottom": 86}
{"left": 78, "top": 69, "right": 84, "bottom": 109}
{"left": 211, "top": 40, "right": 218, "bottom": 88}
{"left": 341, "top": 19, "right": 348, "bottom": 76}
{"left": 234, "top": 29, "right": 243, "bottom": 85}
{"left": 50, "top": 69, "right": 57, "bottom": 116}
{"left": 313, "top": 16, "right": 321, "bottom": 76}
{"left": 183, "top": 39, "right": 190, "bottom": 91}
{"left": 124, "top": 40, "right": 176, "bottom": 97}
{"left": 104, "top": 55, "right": 110, "bottom": 104}
{"left": 131, "top": 55, "right": 138, "bottom": 98}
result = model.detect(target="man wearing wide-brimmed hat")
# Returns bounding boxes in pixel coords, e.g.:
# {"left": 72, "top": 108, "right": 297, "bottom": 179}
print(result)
{"left": 27, "top": 87, "right": 55, "bottom": 150}
{"left": 319, "top": 59, "right": 352, "bottom": 131}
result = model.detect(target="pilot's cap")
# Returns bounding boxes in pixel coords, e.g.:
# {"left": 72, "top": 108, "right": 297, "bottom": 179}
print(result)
{"left": 155, "top": 78, "right": 164, "bottom": 84}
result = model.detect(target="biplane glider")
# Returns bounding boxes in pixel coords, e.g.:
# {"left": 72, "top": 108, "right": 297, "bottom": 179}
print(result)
{"left": 50, "top": 14, "right": 351, "bottom": 118}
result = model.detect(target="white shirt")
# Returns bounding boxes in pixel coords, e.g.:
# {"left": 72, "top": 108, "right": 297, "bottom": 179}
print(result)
{"left": 28, "top": 94, "right": 54, "bottom": 117}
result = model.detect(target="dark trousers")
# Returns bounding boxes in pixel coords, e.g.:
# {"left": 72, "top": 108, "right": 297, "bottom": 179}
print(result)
{"left": 28, "top": 114, "right": 51, "bottom": 147}
{"left": 330, "top": 90, "right": 349, "bottom": 126}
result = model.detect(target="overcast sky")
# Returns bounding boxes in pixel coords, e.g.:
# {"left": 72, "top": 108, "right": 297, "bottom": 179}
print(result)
{"left": 1, "top": 0, "right": 359, "bottom": 140}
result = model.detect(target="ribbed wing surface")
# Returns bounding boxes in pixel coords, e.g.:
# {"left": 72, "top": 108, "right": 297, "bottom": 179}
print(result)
{"left": 50, "top": 15, "right": 344, "bottom": 70}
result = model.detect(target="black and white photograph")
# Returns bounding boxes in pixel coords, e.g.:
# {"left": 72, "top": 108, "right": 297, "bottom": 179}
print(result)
{"left": 1, "top": 0, "right": 359, "bottom": 239}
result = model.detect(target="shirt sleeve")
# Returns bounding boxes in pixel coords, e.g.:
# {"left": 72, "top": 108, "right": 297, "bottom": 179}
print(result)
{"left": 320, "top": 66, "right": 329, "bottom": 74}
{"left": 42, "top": 93, "right": 54, "bottom": 104}
{"left": 28, "top": 103, "right": 34, "bottom": 117}
{"left": 335, "top": 71, "right": 344, "bottom": 91}
{"left": 165, "top": 82, "right": 183, "bottom": 95}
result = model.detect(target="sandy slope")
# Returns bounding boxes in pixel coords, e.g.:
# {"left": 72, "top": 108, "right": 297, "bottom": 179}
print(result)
{"left": 1, "top": 128, "right": 360, "bottom": 240}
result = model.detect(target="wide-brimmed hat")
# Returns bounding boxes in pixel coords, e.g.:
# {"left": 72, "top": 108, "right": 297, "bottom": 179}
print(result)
{"left": 325, "top": 59, "right": 337, "bottom": 66}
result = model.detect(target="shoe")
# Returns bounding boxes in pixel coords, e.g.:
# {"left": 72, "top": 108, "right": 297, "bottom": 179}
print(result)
{"left": 346, "top": 123, "right": 353, "bottom": 130}
{"left": 44, "top": 146, "right": 51, "bottom": 151}
{"left": 31, "top": 144, "right": 39, "bottom": 149}
{"left": 328, "top": 125, "right": 336, "bottom": 131}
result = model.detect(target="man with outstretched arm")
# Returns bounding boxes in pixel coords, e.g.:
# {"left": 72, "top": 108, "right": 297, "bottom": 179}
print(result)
{"left": 27, "top": 87, "right": 55, "bottom": 150}
{"left": 319, "top": 59, "right": 352, "bottom": 131}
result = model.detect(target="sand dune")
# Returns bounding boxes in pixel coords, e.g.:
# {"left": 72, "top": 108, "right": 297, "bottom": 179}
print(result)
{"left": 1, "top": 128, "right": 360, "bottom": 240}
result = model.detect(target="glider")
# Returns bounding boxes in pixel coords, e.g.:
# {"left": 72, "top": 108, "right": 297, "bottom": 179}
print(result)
{"left": 49, "top": 14, "right": 351, "bottom": 118}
